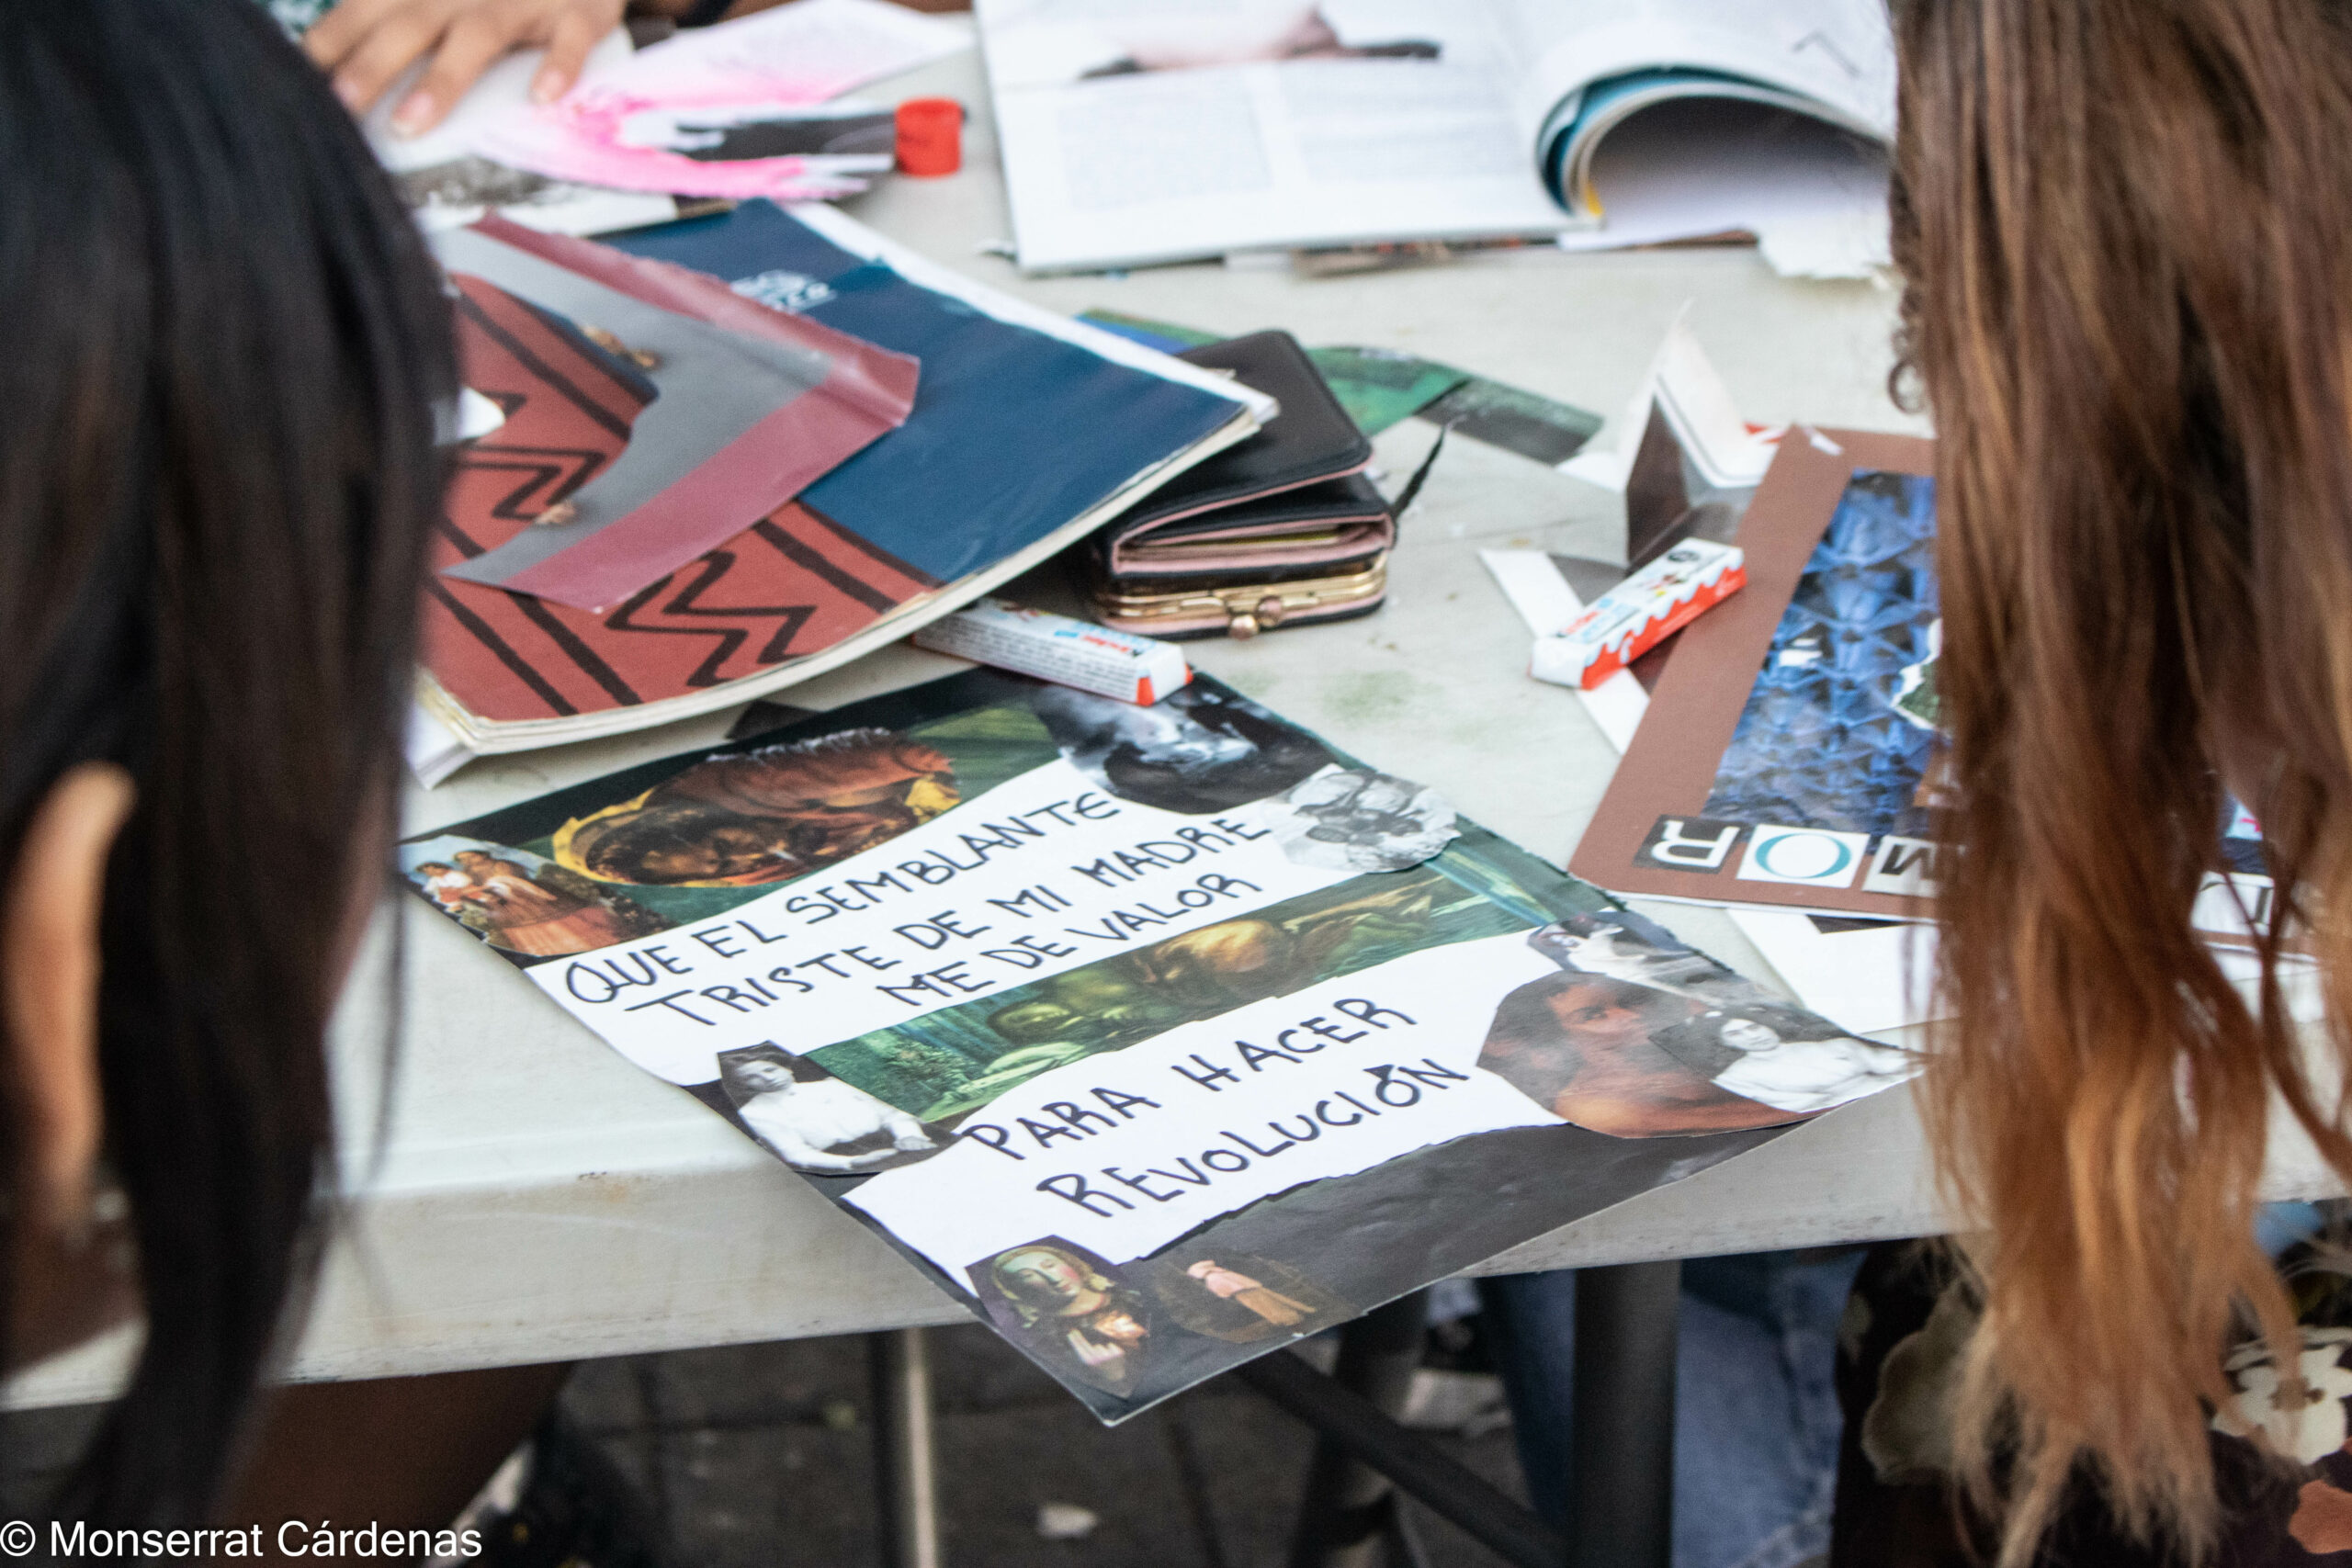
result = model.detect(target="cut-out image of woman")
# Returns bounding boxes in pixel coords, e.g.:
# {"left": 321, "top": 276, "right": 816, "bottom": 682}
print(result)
{"left": 1651, "top": 1005, "right": 1917, "bottom": 1116}
{"left": 717, "top": 1046, "right": 938, "bottom": 1176}
{"left": 1482, "top": 920, "right": 1898, "bottom": 1134}
{"left": 977, "top": 1240, "right": 1154, "bottom": 1396}
{"left": 1476, "top": 971, "right": 1796, "bottom": 1137}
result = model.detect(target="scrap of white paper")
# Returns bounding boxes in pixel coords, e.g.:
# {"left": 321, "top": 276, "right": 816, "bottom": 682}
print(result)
{"left": 1560, "top": 310, "right": 1777, "bottom": 493}
{"left": 845, "top": 931, "right": 1566, "bottom": 1275}
{"left": 1731, "top": 899, "right": 2323, "bottom": 1037}
{"left": 405, "top": 701, "right": 473, "bottom": 789}
{"left": 1482, "top": 318, "right": 1770, "bottom": 750}
{"left": 1478, "top": 550, "right": 1647, "bottom": 752}
{"left": 1726, "top": 908, "right": 1942, "bottom": 1035}
{"left": 530, "top": 757, "right": 1353, "bottom": 1084}
{"left": 1756, "top": 203, "right": 1894, "bottom": 280}
{"left": 455, "top": 389, "right": 508, "bottom": 441}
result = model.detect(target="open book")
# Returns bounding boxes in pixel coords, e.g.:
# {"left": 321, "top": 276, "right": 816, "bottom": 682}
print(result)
{"left": 978, "top": 0, "right": 1895, "bottom": 273}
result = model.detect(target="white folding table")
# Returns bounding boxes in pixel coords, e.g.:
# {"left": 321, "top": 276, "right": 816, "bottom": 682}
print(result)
{"left": 13, "top": 39, "right": 2341, "bottom": 1568}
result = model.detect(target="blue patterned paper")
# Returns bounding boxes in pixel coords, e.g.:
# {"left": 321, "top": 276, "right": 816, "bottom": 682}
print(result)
{"left": 1702, "top": 469, "right": 1939, "bottom": 839}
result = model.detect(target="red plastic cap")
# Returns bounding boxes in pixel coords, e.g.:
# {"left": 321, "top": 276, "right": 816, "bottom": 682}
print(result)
{"left": 895, "top": 97, "right": 963, "bottom": 177}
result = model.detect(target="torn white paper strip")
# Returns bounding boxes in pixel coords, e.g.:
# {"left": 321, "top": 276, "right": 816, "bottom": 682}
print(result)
{"left": 1479, "top": 550, "right": 1648, "bottom": 752}
{"left": 531, "top": 758, "right": 1354, "bottom": 1084}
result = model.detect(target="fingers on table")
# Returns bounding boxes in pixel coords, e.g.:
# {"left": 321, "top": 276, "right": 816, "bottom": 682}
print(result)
{"left": 533, "top": 0, "right": 625, "bottom": 103}
{"left": 305, "top": 0, "right": 625, "bottom": 131}
{"left": 404, "top": 6, "right": 540, "bottom": 129}
{"left": 307, "top": 0, "right": 466, "bottom": 114}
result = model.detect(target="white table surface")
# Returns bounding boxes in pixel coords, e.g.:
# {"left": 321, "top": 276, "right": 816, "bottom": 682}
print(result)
{"left": 14, "top": 41, "right": 2340, "bottom": 1406}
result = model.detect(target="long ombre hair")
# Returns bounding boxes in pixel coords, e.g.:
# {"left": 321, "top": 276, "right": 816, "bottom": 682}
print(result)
{"left": 1892, "top": 0, "right": 2352, "bottom": 1558}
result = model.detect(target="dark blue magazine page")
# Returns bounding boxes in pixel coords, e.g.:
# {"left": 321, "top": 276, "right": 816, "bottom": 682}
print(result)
{"left": 609, "top": 203, "right": 1242, "bottom": 584}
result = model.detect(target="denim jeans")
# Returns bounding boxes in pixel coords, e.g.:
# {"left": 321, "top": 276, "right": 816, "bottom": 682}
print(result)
{"left": 1478, "top": 1248, "right": 1865, "bottom": 1568}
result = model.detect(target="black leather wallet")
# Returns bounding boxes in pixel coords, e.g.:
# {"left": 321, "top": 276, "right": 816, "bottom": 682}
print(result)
{"left": 1098, "top": 333, "right": 1373, "bottom": 545}
{"left": 1087, "top": 330, "right": 1391, "bottom": 637}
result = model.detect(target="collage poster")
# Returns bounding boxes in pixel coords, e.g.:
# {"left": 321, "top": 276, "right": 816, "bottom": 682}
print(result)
{"left": 405, "top": 670, "right": 1917, "bottom": 1420}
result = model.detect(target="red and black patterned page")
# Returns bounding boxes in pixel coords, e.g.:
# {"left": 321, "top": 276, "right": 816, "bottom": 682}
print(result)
{"left": 425, "top": 276, "right": 937, "bottom": 727}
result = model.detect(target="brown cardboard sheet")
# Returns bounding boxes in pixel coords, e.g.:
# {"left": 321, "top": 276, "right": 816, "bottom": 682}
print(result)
{"left": 1569, "top": 431, "right": 1937, "bottom": 919}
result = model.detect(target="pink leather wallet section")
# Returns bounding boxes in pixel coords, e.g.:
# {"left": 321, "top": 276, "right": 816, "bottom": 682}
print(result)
{"left": 1108, "top": 518, "right": 1394, "bottom": 579}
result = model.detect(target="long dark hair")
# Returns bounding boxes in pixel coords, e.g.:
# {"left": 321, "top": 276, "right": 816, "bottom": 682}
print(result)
{"left": 1891, "top": 0, "right": 2352, "bottom": 1557}
{"left": 0, "top": 0, "right": 453, "bottom": 1522}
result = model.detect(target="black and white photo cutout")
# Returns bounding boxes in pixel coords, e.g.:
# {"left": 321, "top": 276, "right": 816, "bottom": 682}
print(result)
{"left": 718, "top": 1045, "right": 943, "bottom": 1174}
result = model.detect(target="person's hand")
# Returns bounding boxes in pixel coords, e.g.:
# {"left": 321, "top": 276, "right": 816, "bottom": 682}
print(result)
{"left": 1066, "top": 1330, "right": 1125, "bottom": 1370}
{"left": 307, "top": 0, "right": 643, "bottom": 136}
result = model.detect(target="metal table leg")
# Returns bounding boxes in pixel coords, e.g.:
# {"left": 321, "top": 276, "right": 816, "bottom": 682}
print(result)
{"left": 1283, "top": 1290, "right": 1430, "bottom": 1568}
{"left": 1240, "top": 1313, "right": 1566, "bottom": 1568}
{"left": 1569, "top": 1261, "right": 1679, "bottom": 1568}
{"left": 870, "top": 1326, "right": 943, "bottom": 1568}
